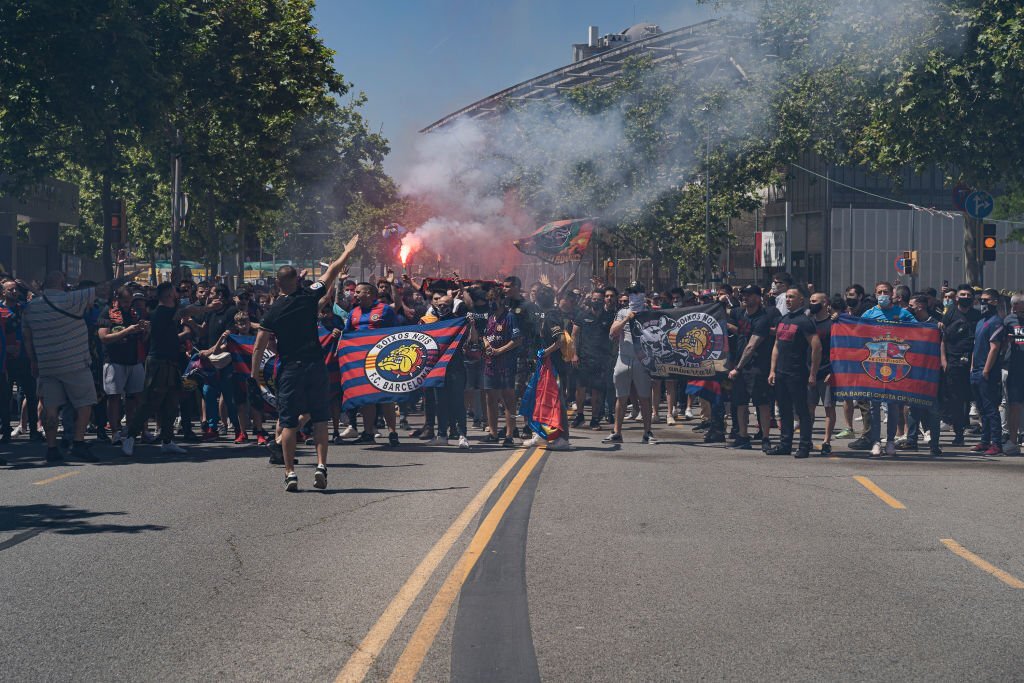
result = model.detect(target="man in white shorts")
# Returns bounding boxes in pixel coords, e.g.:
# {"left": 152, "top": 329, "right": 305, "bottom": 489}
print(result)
{"left": 98, "top": 286, "right": 148, "bottom": 442}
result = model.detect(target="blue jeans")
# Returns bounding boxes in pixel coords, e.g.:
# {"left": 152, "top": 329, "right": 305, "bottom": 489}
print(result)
{"left": 971, "top": 375, "right": 1003, "bottom": 447}
{"left": 906, "top": 404, "right": 941, "bottom": 448}
{"left": 869, "top": 401, "right": 902, "bottom": 444}
{"left": 202, "top": 366, "right": 238, "bottom": 432}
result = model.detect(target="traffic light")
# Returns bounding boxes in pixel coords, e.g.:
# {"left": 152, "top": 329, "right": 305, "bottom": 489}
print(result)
{"left": 605, "top": 259, "right": 615, "bottom": 269}
{"left": 106, "top": 199, "right": 127, "bottom": 245}
{"left": 982, "top": 223, "right": 997, "bottom": 262}
{"left": 910, "top": 250, "right": 918, "bottom": 276}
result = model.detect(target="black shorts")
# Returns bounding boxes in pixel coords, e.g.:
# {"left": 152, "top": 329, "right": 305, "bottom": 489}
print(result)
{"left": 577, "top": 356, "right": 612, "bottom": 390}
{"left": 731, "top": 368, "right": 772, "bottom": 407}
{"left": 276, "top": 359, "right": 329, "bottom": 428}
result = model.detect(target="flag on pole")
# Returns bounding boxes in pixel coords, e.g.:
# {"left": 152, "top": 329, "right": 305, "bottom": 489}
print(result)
{"left": 513, "top": 218, "right": 596, "bottom": 264}
{"left": 830, "top": 315, "right": 941, "bottom": 407}
{"left": 337, "top": 317, "right": 468, "bottom": 411}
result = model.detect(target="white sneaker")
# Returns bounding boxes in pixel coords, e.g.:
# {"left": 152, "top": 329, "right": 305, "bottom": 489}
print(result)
{"left": 522, "top": 434, "right": 543, "bottom": 448}
{"left": 339, "top": 425, "right": 358, "bottom": 439}
{"left": 870, "top": 442, "right": 882, "bottom": 456}
{"left": 121, "top": 436, "right": 135, "bottom": 456}
{"left": 886, "top": 441, "right": 897, "bottom": 456}
{"left": 428, "top": 437, "right": 450, "bottom": 447}
{"left": 666, "top": 415, "right": 677, "bottom": 426}
{"left": 161, "top": 441, "right": 186, "bottom": 454}
{"left": 547, "top": 437, "right": 573, "bottom": 451}
{"left": 458, "top": 436, "right": 471, "bottom": 449}
{"left": 683, "top": 408, "right": 695, "bottom": 420}
{"left": 11, "top": 425, "right": 23, "bottom": 437}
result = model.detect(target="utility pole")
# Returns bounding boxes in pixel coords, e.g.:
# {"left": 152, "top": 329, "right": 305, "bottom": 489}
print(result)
{"left": 170, "top": 129, "right": 182, "bottom": 283}
{"left": 703, "top": 107, "right": 712, "bottom": 289}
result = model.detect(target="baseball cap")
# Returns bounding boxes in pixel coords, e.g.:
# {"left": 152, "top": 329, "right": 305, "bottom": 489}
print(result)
{"left": 739, "top": 285, "right": 762, "bottom": 296}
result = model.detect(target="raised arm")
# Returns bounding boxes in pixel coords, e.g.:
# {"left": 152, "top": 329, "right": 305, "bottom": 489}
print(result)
{"left": 319, "top": 234, "right": 360, "bottom": 291}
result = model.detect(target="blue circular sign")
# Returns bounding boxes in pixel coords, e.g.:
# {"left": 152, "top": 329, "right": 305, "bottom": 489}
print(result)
{"left": 965, "top": 191, "right": 994, "bottom": 219}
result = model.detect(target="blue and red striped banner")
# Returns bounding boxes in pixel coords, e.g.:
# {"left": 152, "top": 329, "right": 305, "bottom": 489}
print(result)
{"left": 518, "top": 352, "right": 566, "bottom": 442}
{"left": 830, "top": 315, "right": 941, "bottom": 407}
{"left": 337, "top": 317, "right": 468, "bottom": 411}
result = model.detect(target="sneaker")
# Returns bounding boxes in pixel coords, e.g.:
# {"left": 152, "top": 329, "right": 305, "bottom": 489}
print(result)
{"left": 897, "top": 440, "right": 918, "bottom": 451}
{"left": 331, "top": 433, "right": 343, "bottom": 445}
{"left": 602, "top": 432, "right": 623, "bottom": 443}
{"left": 111, "top": 430, "right": 123, "bottom": 446}
{"left": 820, "top": 442, "right": 832, "bottom": 456}
{"left": 703, "top": 430, "right": 726, "bottom": 444}
{"left": 218, "top": 422, "right": 228, "bottom": 436}
{"left": 472, "top": 419, "right": 484, "bottom": 430}
{"left": 141, "top": 430, "right": 159, "bottom": 444}
{"left": 353, "top": 432, "right": 376, "bottom": 445}
{"left": 761, "top": 438, "right": 773, "bottom": 453}
{"left": 502, "top": 436, "right": 515, "bottom": 448}
{"left": 388, "top": 431, "right": 400, "bottom": 447}
{"left": 849, "top": 436, "right": 873, "bottom": 451}
{"left": 834, "top": 428, "right": 855, "bottom": 439}
{"left": 870, "top": 442, "right": 883, "bottom": 456}
{"left": 45, "top": 447, "right": 64, "bottom": 464}
{"left": 571, "top": 414, "right": 585, "bottom": 429}
{"left": 399, "top": 417, "right": 411, "bottom": 431}
{"left": 181, "top": 431, "right": 202, "bottom": 443}
{"left": 651, "top": 411, "right": 662, "bottom": 424}
{"left": 522, "top": 434, "right": 543, "bottom": 448}
{"left": 256, "top": 432, "right": 269, "bottom": 446}
{"left": 417, "top": 430, "right": 435, "bottom": 441}
{"left": 794, "top": 449, "right": 810, "bottom": 459}
{"left": 730, "top": 436, "right": 753, "bottom": 450}
{"left": 284, "top": 472, "right": 299, "bottom": 492}
{"left": 11, "top": 425, "right": 23, "bottom": 437}
{"left": 1004, "top": 443, "right": 1022, "bottom": 456}
{"left": 970, "top": 443, "right": 989, "bottom": 452}
{"left": 929, "top": 444, "right": 943, "bottom": 456}
{"left": 683, "top": 408, "right": 695, "bottom": 420}
{"left": 94, "top": 427, "right": 110, "bottom": 443}
{"left": 202, "top": 428, "right": 218, "bottom": 441}
{"left": 547, "top": 437, "right": 573, "bottom": 451}
{"left": 693, "top": 420, "right": 710, "bottom": 433}
{"left": 313, "top": 465, "right": 328, "bottom": 490}
{"left": 765, "top": 445, "right": 792, "bottom": 456}
{"left": 234, "top": 431, "right": 248, "bottom": 444}
{"left": 70, "top": 441, "right": 99, "bottom": 463}
{"left": 160, "top": 441, "right": 186, "bottom": 454}
{"left": 666, "top": 414, "right": 677, "bottom": 426}
{"left": 121, "top": 436, "right": 136, "bottom": 457}
{"left": 984, "top": 445, "right": 1003, "bottom": 456}
{"left": 950, "top": 435, "right": 966, "bottom": 446}
{"left": 458, "top": 436, "right": 471, "bottom": 449}
{"left": 428, "top": 436, "right": 450, "bottom": 447}
{"left": 642, "top": 431, "right": 659, "bottom": 445}
{"left": 339, "top": 425, "right": 358, "bottom": 439}
{"left": 304, "top": 437, "right": 314, "bottom": 446}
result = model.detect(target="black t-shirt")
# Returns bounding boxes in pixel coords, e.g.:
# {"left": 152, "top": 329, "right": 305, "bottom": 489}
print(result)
{"left": 737, "top": 306, "right": 774, "bottom": 373}
{"left": 540, "top": 308, "right": 567, "bottom": 370}
{"left": 206, "top": 304, "right": 238, "bottom": 349}
{"left": 260, "top": 282, "right": 325, "bottom": 363}
{"left": 98, "top": 304, "right": 143, "bottom": 366}
{"left": 774, "top": 311, "right": 816, "bottom": 376}
{"left": 813, "top": 316, "right": 833, "bottom": 380}
{"left": 1005, "top": 313, "right": 1024, "bottom": 377}
{"left": 942, "top": 306, "right": 981, "bottom": 359}
{"left": 511, "top": 299, "right": 543, "bottom": 351}
{"left": 572, "top": 306, "right": 614, "bottom": 360}
{"left": 148, "top": 305, "right": 181, "bottom": 361}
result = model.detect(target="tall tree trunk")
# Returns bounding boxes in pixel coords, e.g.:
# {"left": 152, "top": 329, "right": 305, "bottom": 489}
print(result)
{"left": 206, "top": 191, "right": 217, "bottom": 279}
{"left": 101, "top": 167, "right": 114, "bottom": 280}
{"left": 235, "top": 217, "right": 245, "bottom": 289}
{"left": 964, "top": 217, "right": 981, "bottom": 286}
{"left": 149, "top": 249, "right": 157, "bottom": 285}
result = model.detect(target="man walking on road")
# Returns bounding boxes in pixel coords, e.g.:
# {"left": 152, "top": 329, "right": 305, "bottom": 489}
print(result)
{"left": 253, "top": 234, "right": 358, "bottom": 492}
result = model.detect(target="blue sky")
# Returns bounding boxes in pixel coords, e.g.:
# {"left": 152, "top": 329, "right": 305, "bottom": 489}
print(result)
{"left": 312, "top": 1, "right": 717, "bottom": 177}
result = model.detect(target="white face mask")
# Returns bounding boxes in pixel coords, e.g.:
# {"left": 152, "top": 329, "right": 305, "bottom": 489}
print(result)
{"left": 628, "top": 293, "right": 645, "bottom": 312}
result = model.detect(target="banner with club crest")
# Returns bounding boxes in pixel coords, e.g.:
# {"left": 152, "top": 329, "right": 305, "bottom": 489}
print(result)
{"left": 632, "top": 303, "right": 730, "bottom": 403}
{"left": 830, "top": 315, "right": 941, "bottom": 407}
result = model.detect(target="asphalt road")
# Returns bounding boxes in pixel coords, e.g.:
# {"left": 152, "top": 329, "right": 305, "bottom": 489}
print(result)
{"left": 2, "top": 416, "right": 1024, "bottom": 682}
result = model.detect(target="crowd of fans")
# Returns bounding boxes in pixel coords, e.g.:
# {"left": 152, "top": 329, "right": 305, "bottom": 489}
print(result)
{"left": 1, "top": 252, "right": 1022, "bottom": 489}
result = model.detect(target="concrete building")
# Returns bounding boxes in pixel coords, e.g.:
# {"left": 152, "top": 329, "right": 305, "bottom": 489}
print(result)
{"left": 0, "top": 176, "right": 92, "bottom": 281}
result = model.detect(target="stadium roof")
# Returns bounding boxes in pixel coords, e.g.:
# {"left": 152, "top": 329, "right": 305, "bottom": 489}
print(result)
{"left": 421, "top": 19, "right": 745, "bottom": 133}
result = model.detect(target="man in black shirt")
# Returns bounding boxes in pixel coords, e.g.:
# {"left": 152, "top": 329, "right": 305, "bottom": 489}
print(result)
{"left": 768, "top": 288, "right": 822, "bottom": 458}
{"left": 253, "top": 234, "right": 358, "bottom": 492}
{"left": 504, "top": 276, "right": 543, "bottom": 418}
{"left": 807, "top": 292, "right": 836, "bottom": 454}
{"left": 121, "top": 282, "right": 213, "bottom": 456}
{"left": 98, "top": 286, "right": 147, "bottom": 442}
{"left": 570, "top": 290, "right": 615, "bottom": 429}
{"left": 200, "top": 284, "right": 239, "bottom": 440}
{"left": 727, "top": 285, "right": 777, "bottom": 451}
{"left": 940, "top": 284, "right": 981, "bottom": 445}
{"left": 905, "top": 294, "right": 943, "bottom": 455}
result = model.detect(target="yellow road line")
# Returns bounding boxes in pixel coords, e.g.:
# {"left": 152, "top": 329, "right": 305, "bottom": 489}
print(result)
{"left": 32, "top": 471, "right": 81, "bottom": 486}
{"left": 386, "top": 448, "right": 546, "bottom": 683}
{"left": 853, "top": 475, "right": 906, "bottom": 509}
{"left": 941, "top": 539, "right": 1024, "bottom": 589}
{"left": 334, "top": 448, "right": 531, "bottom": 683}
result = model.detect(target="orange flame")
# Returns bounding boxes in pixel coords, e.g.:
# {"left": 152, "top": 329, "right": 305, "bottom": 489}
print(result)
{"left": 399, "top": 243, "right": 412, "bottom": 266}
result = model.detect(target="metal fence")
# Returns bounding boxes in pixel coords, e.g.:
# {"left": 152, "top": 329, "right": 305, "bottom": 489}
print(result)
{"left": 828, "top": 208, "right": 1024, "bottom": 295}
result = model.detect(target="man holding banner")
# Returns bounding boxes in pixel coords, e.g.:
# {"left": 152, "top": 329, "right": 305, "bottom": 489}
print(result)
{"left": 252, "top": 235, "right": 359, "bottom": 492}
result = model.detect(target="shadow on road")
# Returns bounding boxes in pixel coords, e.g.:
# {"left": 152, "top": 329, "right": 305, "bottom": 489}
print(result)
{"left": 0, "top": 504, "right": 166, "bottom": 552}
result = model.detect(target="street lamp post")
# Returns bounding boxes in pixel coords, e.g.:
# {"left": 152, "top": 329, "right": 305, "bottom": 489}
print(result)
{"left": 702, "top": 106, "right": 712, "bottom": 289}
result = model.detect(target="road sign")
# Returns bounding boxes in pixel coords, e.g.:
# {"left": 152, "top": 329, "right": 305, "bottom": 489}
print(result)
{"left": 952, "top": 184, "right": 972, "bottom": 212}
{"left": 894, "top": 256, "right": 906, "bottom": 276}
{"left": 964, "top": 191, "right": 994, "bottom": 219}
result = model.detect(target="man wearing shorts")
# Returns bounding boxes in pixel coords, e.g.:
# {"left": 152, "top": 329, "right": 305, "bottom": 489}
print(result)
{"left": 807, "top": 292, "right": 836, "bottom": 454}
{"left": 726, "top": 285, "right": 777, "bottom": 452}
{"left": 603, "top": 283, "right": 656, "bottom": 444}
{"left": 253, "top": 234, "right": 358, "bottom": 492}
{"left": 98, "top": 286, "right": 147, "bottom": 443}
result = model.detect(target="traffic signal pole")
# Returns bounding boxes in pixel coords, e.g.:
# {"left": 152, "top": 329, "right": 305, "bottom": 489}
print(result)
{"left": 170, "top": 129, "right": 182, "bottom": 284}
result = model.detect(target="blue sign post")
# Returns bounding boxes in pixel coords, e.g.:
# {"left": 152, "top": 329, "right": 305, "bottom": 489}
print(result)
{"left": 964, "top": 191, "right": 994, "bottom": 220}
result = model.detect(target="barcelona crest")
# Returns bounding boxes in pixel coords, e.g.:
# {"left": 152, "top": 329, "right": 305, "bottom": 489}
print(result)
{"left": 364, "top": 331, "right": 440, "bottom": 393}
{"left": 862, "top": 336, "right": 912, "bottom": 383}
{"left": 634, "top": 304, "right": 729, "bottom": 377}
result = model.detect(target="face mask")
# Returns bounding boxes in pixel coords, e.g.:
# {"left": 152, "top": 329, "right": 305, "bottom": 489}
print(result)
{"left": 877, "top": 294, "right": 892, "bottom": 308}
{"left": 957, "top": 298, "right": 972, "bottom": 309}
{"left": 627, "top": 293, "right": 645, "bottom": 312}
{"left": 436, "top": 304, "right": 452, "bottom": 317}
{"left": 983, "top": 302, "right": 998, "bottom": 316}
{"left": 845, "top": 297, "right": 859, "bottom": 309}
{"left": 808, "top": 302, "right": 823, "bottom": 314}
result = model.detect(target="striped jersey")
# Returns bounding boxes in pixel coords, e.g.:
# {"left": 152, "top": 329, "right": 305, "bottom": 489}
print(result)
{"left": 24, "top": 288, "right": 94, "bottom": 375}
